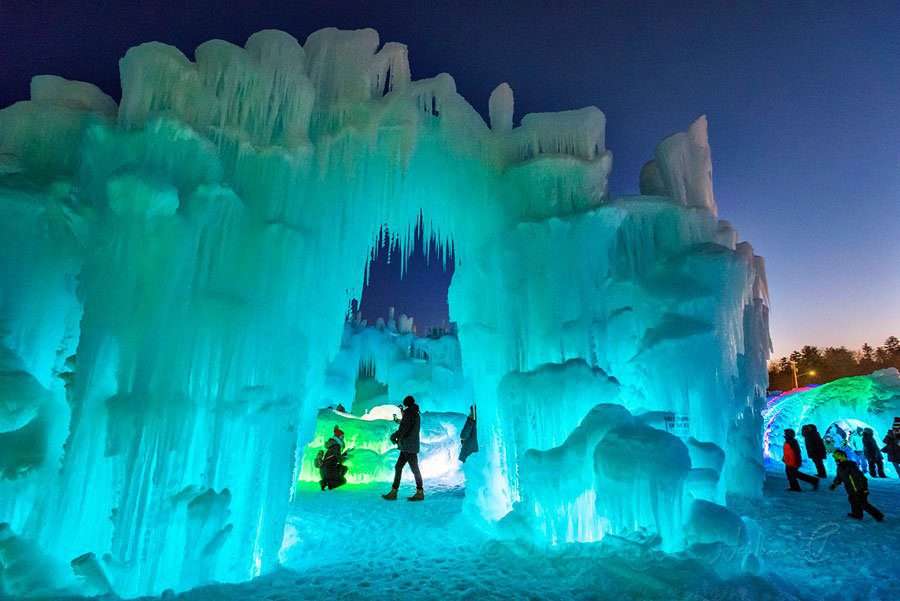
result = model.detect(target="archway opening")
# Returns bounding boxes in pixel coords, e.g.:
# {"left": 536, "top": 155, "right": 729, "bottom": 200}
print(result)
{"left": 295, "top": 216, "right": 470, "bottom": 490}
{"left": 823, "top": 418, "right": 878, "bottom": 469}
{"left": 359, "top": 216, "right": 456, "bottom": 339}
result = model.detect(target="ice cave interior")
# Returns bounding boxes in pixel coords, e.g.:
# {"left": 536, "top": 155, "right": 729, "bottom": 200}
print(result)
{"left": 0, "top": 27, "right": 775, "bottom": 598}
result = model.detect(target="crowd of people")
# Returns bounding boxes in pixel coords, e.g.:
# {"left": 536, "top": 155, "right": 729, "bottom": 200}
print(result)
{"left": 782, "top": 422, "right": 900, "bottom": 521}
{"left": 317, "top": 394, "right": 899, "bottom": 524}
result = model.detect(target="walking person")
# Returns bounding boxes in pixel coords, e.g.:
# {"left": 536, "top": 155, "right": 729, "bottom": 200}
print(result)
{"left": 828, "top": 450, "right": 885, "bottom": 522}
{"left": 881, "top": 429, "right": 900, "bottom": 477}
{"left": 862, "top": 428, "right": 887, "bottom": 478}
{"left": 801, "top": 424, "right": 828, "bottom": 477}
{"left": 782, "top": 429, "right": 819, "bottom": 491}
{"left": 382, "top": 395, "right": 424, "bottom": 501}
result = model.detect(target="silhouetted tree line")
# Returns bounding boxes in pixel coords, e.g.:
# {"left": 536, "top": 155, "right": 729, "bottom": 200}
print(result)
{"left": 768, "top": 336, "right": 900, "bottom": 391}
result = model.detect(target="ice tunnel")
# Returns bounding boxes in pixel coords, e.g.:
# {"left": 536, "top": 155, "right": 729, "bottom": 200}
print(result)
{"left": 763, "top": 368, "right": 900, "bottom": 460}
{"left": 0, "top": 27, "right": 771, "bottom": 597}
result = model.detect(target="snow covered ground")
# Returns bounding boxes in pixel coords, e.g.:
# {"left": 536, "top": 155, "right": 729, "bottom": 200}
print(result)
{"left": 48, "top": 466, "right": 891, "bottom": 601}
{"left": 733, "top": 466, "right": 899, "bottom": 601}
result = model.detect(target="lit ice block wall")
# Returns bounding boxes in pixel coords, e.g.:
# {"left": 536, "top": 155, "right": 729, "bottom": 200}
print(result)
{"left": 300, "top": 315, "right": 471, "bottom": 485}
{"left": 297, "top": 407, "right": 466, "bottom": 486}
{"left": 0, "top": 27, "right": 770, "bottom": 597}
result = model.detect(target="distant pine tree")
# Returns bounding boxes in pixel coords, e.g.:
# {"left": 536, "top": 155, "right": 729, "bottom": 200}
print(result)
{"left": 858, "top": 343, "right": 876, "bottom": 373}
{"left": 768, "top": 335, "right": 899, "bottom": 391}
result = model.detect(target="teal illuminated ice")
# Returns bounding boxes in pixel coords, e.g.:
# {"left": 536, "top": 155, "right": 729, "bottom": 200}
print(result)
{"left": 0, "top": 27, "right": 770, "bottom": 597}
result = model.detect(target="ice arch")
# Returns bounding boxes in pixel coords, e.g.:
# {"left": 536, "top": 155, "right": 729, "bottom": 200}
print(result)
{"left": 0, "top": 28, "right": 770, "bottom": 597}
{"left": 763, "top": 369, "right": 900, "bottom": 459}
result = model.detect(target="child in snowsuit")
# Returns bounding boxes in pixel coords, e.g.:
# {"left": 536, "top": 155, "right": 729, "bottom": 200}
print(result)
{"left": 782, "top": 429, "right": 819, "bottom": 491}
{"left": 862, "top": 428, "right": 886, "bottom": 478}
{"left": 829, "top": 450, "right": 884, "bottom": 521}
{"left": 800, "top": 423, "right": 828, "bottom": 477}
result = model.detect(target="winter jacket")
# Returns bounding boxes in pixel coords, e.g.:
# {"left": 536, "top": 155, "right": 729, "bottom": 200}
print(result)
{"left": 320, "top": 437, "right": 348, "bottom": 483}
{"left": 831, "top": 460, "right": 868, "bottom": 495}
{"left": 862, "top": 430, "right": 883, "bottom": 461}
{"left": 800, "top": 425, "right": 827, "bottom": 460}
{"left": 459, "top": 408, "right": 478, "bottom": 463}
{"left": 783, "top": 439, "right": 802, "bottom": 468}
{"left": 883, "top": 432, "right": 900, "bottom": 463}
{"left": 391, "top": 403, "right": 421, "bottom": 454}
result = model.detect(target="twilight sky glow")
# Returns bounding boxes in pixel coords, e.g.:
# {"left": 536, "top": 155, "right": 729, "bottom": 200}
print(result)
{"left": 2, "top": 1, "right": 898, "bottom": 358}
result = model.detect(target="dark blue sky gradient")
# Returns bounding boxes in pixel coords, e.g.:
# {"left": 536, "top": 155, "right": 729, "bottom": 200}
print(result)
{"left": 359, "top": 221, "right": 454, "bottom": 332}
{"left": 2, "top": 1, "right": 898, "bottom": 356}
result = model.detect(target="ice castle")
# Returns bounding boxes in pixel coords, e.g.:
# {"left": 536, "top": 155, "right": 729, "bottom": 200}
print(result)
{"left": 0, "top": 28, "right": 771, "bottom": 597}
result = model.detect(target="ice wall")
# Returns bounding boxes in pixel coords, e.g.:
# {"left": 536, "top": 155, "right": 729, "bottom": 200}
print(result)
{"left": 0, "top": 27, "right": 769, "bottom": 597}
{"left": 321, "top": 313, "right": 471, "bottom": 415}
{"left": 451, "top": 197, "right": 770, "bottom": 518}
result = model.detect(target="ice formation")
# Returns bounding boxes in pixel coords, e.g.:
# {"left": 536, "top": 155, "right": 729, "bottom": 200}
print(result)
{"left": 322, "top": 310, "right": 471, "bottom": 415}
{"left": 763, "top": 368, "right": 900, "bottom": 459}
{"left": 0, "top": 27, "right": 770, "bottom": 597}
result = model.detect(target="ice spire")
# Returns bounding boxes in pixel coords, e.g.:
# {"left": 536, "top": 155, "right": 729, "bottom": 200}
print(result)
{"left": 489, "top": 82, "right": 514, "bottom": 132}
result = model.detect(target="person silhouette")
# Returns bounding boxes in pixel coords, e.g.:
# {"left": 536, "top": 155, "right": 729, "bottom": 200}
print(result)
{"left": 862, "top": 428, "right": 886, "bottom": 478}
{"left": 382, "top": 396, "right": 424, "bottom": 501}
{"left": 829, "top": 450, "right": 884, "bottom": 522}
{"left": 883, "top": 429, "right": 900, "bottom": 477}
{"left": 782, "top": 429, "right": 819, "bottom": 492}
{"left": 317, "top": 426, "right": 348, "bottom": 490}
{"left": 801, "top": 423, "right": 828, "bottom": 477}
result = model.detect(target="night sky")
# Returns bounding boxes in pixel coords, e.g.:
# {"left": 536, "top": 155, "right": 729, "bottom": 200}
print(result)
{"left": 2, "top": 1, "right": 899, "bottom": 355}
{"left": 359, "top": 221, "right": 455, "bottom": 333}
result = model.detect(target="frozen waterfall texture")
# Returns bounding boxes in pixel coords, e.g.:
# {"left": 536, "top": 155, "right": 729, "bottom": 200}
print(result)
{"left": 0, "top": 27, "right": 771, "bottom": 597}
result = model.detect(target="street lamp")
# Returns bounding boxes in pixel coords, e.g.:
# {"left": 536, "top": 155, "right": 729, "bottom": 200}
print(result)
{"left": 790, "top": 362, "right": 817, "bottom": 389}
